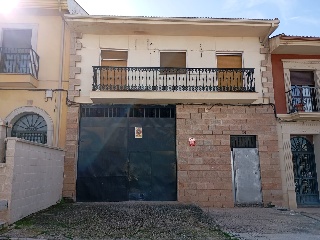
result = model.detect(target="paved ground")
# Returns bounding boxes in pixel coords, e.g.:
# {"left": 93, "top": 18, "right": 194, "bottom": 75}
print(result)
{"left": 0, "top": 202, "right": 229, "bottom": 240}
{"left": 208, "top": 207, "right": 320, "bottom": 240}
{"left": 2, "top": 203, "right": 320, "bottom": 240}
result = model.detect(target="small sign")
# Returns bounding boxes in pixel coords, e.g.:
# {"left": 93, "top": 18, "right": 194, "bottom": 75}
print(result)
{"left": 189, "top": 137, "right": 196, "bottom": 146}
{"left": 135, "top": 127, "right": 143, "bottom": 138}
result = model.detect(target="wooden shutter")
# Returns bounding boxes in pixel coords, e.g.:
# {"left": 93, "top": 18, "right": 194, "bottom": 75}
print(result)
{"left": 290, "top": 71, "right": 314, "bottom": 86}
{"left": 100, "top": 50, "right": 127, "bottom": 86}
{"left": 101, "top": 50, "right": 127, "bottom": 60}
{"left": 217, "top": 55, "right": 242, "bottom": 88}
{"left": 160, "top": 52, "right": 186, "bottom": 74}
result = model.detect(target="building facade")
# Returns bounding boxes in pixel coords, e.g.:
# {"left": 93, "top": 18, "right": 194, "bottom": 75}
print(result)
{"left": 0, "top": 0, "right": 82, "bottom": 148}
{"left": 63, "top": 15, "right": 284, "bottom": 207}
{"left": 0, "top": 0, "right": 87, "bottom": 223}
{"left": 270, "top": 34, "right": 320, "bottom": 208}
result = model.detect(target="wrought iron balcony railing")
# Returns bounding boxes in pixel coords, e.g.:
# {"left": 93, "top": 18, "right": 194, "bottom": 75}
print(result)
{"left": 92, "top": 66, "right": 255, "bottom": 92}
{"left": 0, "top": 47, "right": 40, "bottom": 79}
{"left": 286, "top": 86, "right": 320, "bottom": 113}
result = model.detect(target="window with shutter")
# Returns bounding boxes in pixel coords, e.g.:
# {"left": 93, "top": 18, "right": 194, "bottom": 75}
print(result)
{"left": 1, "top": 29, "right": 33, "bottom": 74}
{"left": 290, "top": 71, "right": 315, "bottom": 112}
{"left": 100, "top": 50, "right": 128, "bottom": 86}
{"left": 160, "top": 52, "right": 186, "bottom": 74}
{"left": 217, "top": 55, "right": 242, "bottom": 88}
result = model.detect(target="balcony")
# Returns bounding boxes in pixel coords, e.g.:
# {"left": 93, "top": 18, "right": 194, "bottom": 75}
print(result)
{"left": 285, "top": 86, "right": 320, "bottom": 120}
{"left": 91, "top": 66, "right": 258, "bottom": 104}
{"left": 0, "top": 47, "right": 39, "bottom": 88}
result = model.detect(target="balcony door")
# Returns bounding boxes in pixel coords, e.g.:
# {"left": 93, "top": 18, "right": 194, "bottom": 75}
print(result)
{"left": 217, "top": 54, "right": 242, "bottom": 88}
{"left": 1, "top": 29, "right": 32, "bottom": 74}
{"left": 290, "top": 71, "right": 316, "bottom": 112}
{"left": 100, "top": 50, "right": 127, "bottom": 88}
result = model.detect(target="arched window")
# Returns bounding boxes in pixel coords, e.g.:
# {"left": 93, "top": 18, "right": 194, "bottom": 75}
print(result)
{"left": 11, "top": 114, "right": 47, "bottom": 144}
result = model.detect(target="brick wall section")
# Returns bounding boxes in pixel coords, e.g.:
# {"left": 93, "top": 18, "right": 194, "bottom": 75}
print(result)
{"left": 62, "top": 31, "right": 82, "bottom": 200}
{"left": 176, "top": 104, "right": 283, "bottom": 208}
{"left": 63, "top": 106, "right": 79, "bottom": 200}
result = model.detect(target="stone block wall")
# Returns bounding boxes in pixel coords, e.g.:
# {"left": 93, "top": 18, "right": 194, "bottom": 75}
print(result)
{"left": 62, "top": 31, "right": 82, "bottom": 201}
{"left": 0, "top": 138, "right": 64, "bottom": 223}
{"left": 176, "top": 104, "right": 283, "bottom": 208}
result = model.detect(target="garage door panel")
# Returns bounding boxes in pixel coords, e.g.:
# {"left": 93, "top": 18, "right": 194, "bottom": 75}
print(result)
{"left": 151, "top": 151, "right": 177, "bottom": 201}
{"left": 81, "top": 117, "right": 127, "bottom": 127}
{"left": 79, "top": 127, "right": 104, "bottom": 152}
{"left": 77, "top": 105, "right": 176, "bottom": 202}
{"left": 128, "top": 152, "right": 152, "bottom": 201}
{"left": 102, "top": 151, "right": 128, "bottom": 176}
{"left": 103, "top": 127, "right": 127, "bottom": 151}
{"left": 76, "top": 176, "right": 128, "bottom": 202}
{"left": 129, "top": 118, "right": 175, "bottom": 128}
{"left": 78, "top": 150, "right": 102, "bottom": 177}
{"left": 127, "top": 127, "right": 175, "bottom": 152}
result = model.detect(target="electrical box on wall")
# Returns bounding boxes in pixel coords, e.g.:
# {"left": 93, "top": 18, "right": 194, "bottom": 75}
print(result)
{"left": 45, "top": 90, "right": 53, "bottom": 98}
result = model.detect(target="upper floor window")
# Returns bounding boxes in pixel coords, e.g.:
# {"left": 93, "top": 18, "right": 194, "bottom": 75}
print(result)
{"left": 290, "top": 71, "right": 316, "bottom": 112}
{"left": 160, "top": 52, "right": 186, "bottom": 74}
{"left": 216, "top": 54, "right": 243, "bottom": 88}
{"left": 2, "top": 29, "right": 32, "bottom": 49}
{"left": 0, "top": 28, "right": 39, "bottom": 78}
{"left": 100, "top": 50, "right": 128, "bottom": 86}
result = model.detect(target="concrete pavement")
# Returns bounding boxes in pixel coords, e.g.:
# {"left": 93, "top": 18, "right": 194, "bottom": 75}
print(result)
{"left": 207, "top": 207, "right": 320, "bottom": 240}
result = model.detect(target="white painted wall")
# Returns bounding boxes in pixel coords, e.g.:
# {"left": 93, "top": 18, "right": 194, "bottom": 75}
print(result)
{"left": 0, "top": 120, "right": 6, "bottom": 164}
{"left": 1, "top": 138, "right": 64, "bottom": 223}
{"left": 76, "top": 34, "right": 264, "bottom": 100}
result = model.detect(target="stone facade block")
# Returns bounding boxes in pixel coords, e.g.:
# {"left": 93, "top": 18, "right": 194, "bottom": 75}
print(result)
{"left": 260, "top": 47, "right": 270, "bottom": 54}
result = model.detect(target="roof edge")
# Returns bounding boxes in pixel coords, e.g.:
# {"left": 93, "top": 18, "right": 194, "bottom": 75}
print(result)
{"left": 64, "top": 14, "right": 280, "bottom": 25}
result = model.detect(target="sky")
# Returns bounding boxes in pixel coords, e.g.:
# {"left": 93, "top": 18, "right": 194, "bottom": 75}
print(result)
{"left": 76, "top": 0, "right": 320, "bottom": 37}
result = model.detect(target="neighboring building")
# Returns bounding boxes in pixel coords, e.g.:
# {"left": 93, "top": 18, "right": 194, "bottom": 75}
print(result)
{"left": 270, "top": 34, "right": 320, "bottom": 209}
{"left": 0, "top": 0, "right": 87, "bottom": 223}
{"left": 63, "top": 15, "right": 284, "bottom": 207}
{"left": 0, "top": 0, "right": 87, "bottom": 148}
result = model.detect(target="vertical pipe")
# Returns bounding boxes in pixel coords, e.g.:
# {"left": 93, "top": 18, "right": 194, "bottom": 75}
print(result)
{"left": 55, "top": 13, "right": 66, "bottom": 147}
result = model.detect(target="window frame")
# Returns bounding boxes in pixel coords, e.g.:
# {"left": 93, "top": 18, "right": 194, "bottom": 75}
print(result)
{"left": 282, "top": 59, "right": 320, "bottom": 113}
{"left": 0, "top": 23, "right": 38, "bottom": 50}
{"left": 160, "top": 51, "right": 187, "bottom": 75}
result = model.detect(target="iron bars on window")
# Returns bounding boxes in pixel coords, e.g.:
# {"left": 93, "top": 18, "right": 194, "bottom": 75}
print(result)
{"left": 285, "top": 86, "right": 320, "bottom": 113}
{"left": 0, "top": 47, "right": 40, "bottom": 79}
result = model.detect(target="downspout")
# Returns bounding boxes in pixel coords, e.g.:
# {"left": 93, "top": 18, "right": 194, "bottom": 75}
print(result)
{"left": 262, "top": 22, "right": 275, "bottom": 46}
{"left": 55, "top": 0, "right": 65, "bottom": 147}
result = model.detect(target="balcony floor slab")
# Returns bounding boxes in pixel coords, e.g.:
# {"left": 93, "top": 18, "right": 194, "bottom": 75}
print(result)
{"left": 90, "top": 91, "right": 259, "bottom": 104}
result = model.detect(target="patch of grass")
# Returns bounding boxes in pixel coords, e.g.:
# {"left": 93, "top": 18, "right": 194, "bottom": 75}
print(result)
{"left": 14, "top": 217, "right": 34, "bottom": 229}
{"left": 221, "top": 231, "right": 238, "bottom": 240}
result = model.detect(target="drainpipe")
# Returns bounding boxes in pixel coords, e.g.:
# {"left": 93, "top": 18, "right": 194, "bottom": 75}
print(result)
{"left": 55, "top": 1, "right": 65, "bottom": 147}
{"left": 262, "top": 22, "right": 275, "bottom": 46}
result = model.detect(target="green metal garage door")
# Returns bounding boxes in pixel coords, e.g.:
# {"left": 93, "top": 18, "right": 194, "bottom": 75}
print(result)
{"left": 76, "top": 104, "right": 177, "bottom": 202}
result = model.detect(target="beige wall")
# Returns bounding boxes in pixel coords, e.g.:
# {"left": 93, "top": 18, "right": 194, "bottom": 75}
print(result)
{"left": 0, "top": 15, "right": 62, "bottom": 82}
{"left": 0, "top": 138, "right": 64, "bottom": 223}
{"left": 0, "top": 12, "right": 70, "bottom": 148}
{"left": 76, "top": 34, "right": 265, "bottom": 102}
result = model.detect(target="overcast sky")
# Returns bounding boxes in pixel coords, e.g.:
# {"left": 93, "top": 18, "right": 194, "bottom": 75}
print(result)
{"left": 76, "top": 0, "right": 320, "bottom": 37}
